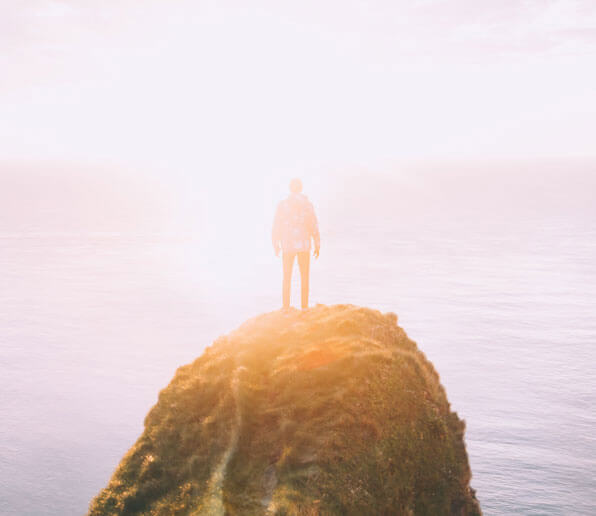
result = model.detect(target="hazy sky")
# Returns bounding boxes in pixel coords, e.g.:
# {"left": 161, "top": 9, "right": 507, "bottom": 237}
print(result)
{"left": 1, "top": 1, "right": 596, "bottom": 177}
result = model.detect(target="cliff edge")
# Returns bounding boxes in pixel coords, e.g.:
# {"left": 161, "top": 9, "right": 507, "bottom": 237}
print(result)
{"left": 89, "top": 304, "right": 481, "bottom": 515}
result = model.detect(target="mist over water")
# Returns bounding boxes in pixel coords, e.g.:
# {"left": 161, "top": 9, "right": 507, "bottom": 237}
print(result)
{"left": 1, "top": 163, "right": 595, "bottom": 515}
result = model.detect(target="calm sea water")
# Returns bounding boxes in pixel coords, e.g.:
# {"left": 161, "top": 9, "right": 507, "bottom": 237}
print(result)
{"left": 1, "top": 166, "right": 595, "bottom": 515}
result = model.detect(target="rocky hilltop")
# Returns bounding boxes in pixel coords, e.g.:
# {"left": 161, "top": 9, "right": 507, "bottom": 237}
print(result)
{"left": 89, "top": 304, "right": 481, "bottom": 515}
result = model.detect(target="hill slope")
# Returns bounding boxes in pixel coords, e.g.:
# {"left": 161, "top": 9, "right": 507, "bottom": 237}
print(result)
{"left": 89, "top": 304, "right": 481, "bottom": 515}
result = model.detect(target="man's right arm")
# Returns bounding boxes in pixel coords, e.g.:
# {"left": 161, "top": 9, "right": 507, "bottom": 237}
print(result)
{"left": 309, "top": 203, "right": 320, "bottom": 257}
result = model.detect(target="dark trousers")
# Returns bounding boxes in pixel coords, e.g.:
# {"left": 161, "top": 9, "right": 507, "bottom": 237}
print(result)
{"left": 282, "top": 251, "right": 310, "bottom": 309}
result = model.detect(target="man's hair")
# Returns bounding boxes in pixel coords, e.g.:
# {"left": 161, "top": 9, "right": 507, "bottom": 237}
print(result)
{"left": 289, "top": 178, "right": 303, "bottom": 194}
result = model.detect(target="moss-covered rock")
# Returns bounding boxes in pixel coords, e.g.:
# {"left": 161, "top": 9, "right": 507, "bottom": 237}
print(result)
{"left": 89, "top": 304, "right": 481, "bottom": 515}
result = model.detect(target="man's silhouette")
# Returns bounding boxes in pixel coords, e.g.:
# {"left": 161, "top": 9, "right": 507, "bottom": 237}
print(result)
{"left": 272, "top": 179, "right": 320, "bottom": 309}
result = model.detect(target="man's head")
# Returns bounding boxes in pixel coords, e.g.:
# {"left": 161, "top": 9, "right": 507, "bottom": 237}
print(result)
{"left": 289, "top": 178, "right": 303, "bottom": 194}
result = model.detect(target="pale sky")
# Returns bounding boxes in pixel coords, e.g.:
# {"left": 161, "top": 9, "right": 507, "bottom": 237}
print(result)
{"left": 2, "top": 0, "right": 596, "bottom": 178}
{"left": 2, "top": 1, "right": 596, "bottom": 298}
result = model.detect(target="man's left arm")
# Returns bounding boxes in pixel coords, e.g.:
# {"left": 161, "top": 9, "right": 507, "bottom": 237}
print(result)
{"left": 272, "top": 203, "right": 283, "bottom": 256}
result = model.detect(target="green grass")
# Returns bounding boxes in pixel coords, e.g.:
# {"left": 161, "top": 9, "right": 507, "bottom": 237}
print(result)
{"left": 88, "top": 304, "right": 481, "bottom": 515}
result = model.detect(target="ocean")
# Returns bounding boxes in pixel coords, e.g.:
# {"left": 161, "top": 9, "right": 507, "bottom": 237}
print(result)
{"left": 1, "top": 163, "right": 595, "bottom": 515}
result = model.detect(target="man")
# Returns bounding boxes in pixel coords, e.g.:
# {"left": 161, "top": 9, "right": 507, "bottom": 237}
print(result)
{"left": 272, "top": 178, "right": 320, "bottom": 310}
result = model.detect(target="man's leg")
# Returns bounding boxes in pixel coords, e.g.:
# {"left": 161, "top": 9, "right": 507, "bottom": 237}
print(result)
{"left": 282, "top": 252, "right": 296, "bottom": 309}
{"left": 297, "top": 251, "right": 310, "bottom": 309}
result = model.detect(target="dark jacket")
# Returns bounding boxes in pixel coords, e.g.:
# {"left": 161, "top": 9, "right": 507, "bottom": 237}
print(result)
{"left": 272, "top": 193, "right": 320, "bottom": 253}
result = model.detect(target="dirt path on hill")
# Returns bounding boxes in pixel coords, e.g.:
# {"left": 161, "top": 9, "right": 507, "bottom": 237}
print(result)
{"left": 199, "top": 366, "right": 244, "bottom": 515}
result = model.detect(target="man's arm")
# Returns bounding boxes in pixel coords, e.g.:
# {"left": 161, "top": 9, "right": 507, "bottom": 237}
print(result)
{"left": 309, "top": 203, "right": 320, "bottom": 258}
{"left": 272, "top": 202, "right": 283, "bottom": 256}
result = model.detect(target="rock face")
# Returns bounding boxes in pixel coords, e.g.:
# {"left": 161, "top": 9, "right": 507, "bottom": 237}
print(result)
{"left": 89, "top": 305, "right": 481, "bottom": 515}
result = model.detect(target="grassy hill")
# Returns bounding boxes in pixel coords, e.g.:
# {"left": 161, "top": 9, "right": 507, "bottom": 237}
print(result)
{"left": 89, "top": 304, "right": 481, "bottom": 515}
